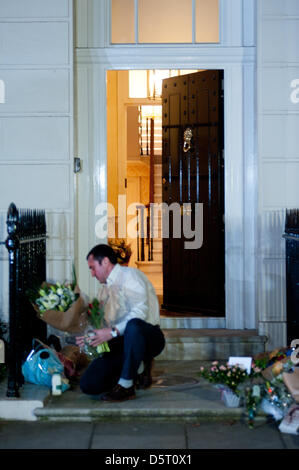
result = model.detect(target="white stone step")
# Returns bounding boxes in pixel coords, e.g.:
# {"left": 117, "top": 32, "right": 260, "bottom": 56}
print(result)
{"left": 157, "top": 328, "right": 267, "bottom": 361}
{"left": 154, "top": 163, "right": 162, "bottom": 173}
{"left": 153, "top": 237, "right": 163, "bottom": 251}
{"left": 0, "top": 381, "right": 49, "bottom": 421}
{"left": 135, "top": 260, "right": 162, "bottom": 274}
{"left": 152, "top": 248, "right": 162, "bottom": 262}
{"left": 154, "top": 183, "right": 161, "bottom": 195}
{"left": 135, "top": 260, "right": 163, "bottom": 296}
{"left": 154, "top": 194, "right": 162, "bottom": 203}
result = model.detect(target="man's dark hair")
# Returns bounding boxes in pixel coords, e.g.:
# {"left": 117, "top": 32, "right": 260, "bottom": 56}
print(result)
{"left": 87, "top": 244, "right": 118, "bottom": 265}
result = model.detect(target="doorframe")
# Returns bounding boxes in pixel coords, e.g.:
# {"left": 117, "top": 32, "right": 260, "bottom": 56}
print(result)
{"left": 75, "top": 44, "right": 257, "bottom": 329}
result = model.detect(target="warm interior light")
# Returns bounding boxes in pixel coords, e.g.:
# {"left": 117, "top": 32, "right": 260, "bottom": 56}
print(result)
{"left": 129, "top": 70, "right": 148, "bottom": 98}
{"left": 148, "top": 70, "right": 176, "bottom": 99}
{"left": 129, "top": 69, "right": 199, "bottom": 100}
{"left": 141, "top": 105, "right": 162, "bottom": 119}
{"left": 139, "top": 105, "right": 162, "bottom": 156}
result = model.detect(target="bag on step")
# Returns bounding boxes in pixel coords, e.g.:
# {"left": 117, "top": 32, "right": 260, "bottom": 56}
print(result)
{"left": 22, "top": 339, "right": 69, "bottom": 391}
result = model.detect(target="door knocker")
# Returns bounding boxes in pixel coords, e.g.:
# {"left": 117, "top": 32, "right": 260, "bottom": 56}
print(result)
{"left": 183, "top": 127, "right": 193, "bottom": 153}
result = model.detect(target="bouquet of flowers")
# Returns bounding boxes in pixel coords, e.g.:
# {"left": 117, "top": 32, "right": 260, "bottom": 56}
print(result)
{"left": 198, "top": 361, "right": 262, "bottom": 394}
{"left": 262, "top": 376, "right": 294, "bottom": 416}
{"left": 82, "top": 298, "right": 110, "bottom": 359}
{"left": 34, "top": 283, "right": 79, "bottom": 313}
{"left": 254, "top": 347, "right": 293, "bottom": 380}
{"left": 238, "top": 360, "right": 295, "bottom": 427}
{"left": 29, "top": 273, "right": 88, "bottom": 334}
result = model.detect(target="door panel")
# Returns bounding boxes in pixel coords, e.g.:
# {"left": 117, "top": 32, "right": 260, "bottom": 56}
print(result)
{"left": 162, "top": 70, "right": 224, "bottom": 316}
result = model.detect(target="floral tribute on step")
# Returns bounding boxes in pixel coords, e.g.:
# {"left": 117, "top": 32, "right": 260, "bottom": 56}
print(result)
{"left": 198, "top": 348, "right": 299, "bottom": 431}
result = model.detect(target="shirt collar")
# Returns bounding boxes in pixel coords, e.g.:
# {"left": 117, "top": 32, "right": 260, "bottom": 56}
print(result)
{"left": 106, "top": 263, "right": 121, "bottom": 285}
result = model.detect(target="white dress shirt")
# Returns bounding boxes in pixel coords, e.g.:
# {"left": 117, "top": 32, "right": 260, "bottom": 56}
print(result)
{"left": 97, "top": 263, "right": 160, "bottom": 336}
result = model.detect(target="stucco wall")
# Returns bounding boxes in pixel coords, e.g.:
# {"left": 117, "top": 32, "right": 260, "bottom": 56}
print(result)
{"left": 0, "top": 0, "right": 75, "bottom": 323}
{"left": 257, "top": 0, "right": 299, "bottom": 349}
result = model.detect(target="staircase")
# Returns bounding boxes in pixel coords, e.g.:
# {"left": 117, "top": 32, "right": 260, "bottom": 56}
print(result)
{"left": 135, "top": 161, "right": 163, "bottom": 296}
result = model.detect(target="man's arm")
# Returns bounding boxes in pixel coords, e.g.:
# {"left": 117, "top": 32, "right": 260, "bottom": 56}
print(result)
{"left": 114, "top": 271, "right": 149, "bottom": 335}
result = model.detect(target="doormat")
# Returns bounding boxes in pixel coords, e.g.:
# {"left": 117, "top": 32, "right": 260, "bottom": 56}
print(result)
{"left": 152, "top": 374, "right": 198, "bottom": 387}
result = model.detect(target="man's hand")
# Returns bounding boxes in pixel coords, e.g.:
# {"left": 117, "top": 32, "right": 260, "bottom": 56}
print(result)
{"left": 75, "top": 335, "right": 86, "bottom": 349}
{"left": 75, "top": 328, "right": 116, "bottom": 349}
{"left": 88, "top": 328, "right": 113, "bottom": 347}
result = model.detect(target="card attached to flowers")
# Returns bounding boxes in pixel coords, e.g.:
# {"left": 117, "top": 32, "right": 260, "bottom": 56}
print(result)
{"left": 30, "top": 281, "right": 88, "bottom": 334}
{"left": 228, "top": 356, "right": 252, "bottom": 374}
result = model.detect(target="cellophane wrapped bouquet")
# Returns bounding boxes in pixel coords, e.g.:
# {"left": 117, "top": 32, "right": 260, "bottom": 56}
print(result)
{"left": 82, "top": 298, "right": 110, "bottom": 359}
{"left": 28, "top": 267, "right": 88, "bottom": 334}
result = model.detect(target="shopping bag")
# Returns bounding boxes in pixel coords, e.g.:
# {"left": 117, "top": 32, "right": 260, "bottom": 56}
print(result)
{"left": 22, "top": 339, "right": 69, "bottom": 391}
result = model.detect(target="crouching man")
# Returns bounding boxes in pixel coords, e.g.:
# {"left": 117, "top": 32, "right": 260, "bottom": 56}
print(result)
{"left": 76, "top": 244, "right": 165, "bottom": 402}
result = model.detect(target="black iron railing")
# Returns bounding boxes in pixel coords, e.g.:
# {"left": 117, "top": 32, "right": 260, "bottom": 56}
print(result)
{"left": 136, "top": 204, "right": 154, "bottom": 262}
{"left": 283, "top": 208, "right": 299, "bottom": 346}
{"left": 136, "top": 116, "right": 155, "bottom": 263}
{"left": 3, "top": 202, "right": 47, "bottom": 397}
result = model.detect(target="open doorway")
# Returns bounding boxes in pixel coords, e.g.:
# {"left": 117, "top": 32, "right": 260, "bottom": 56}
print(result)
{"left": 106, "top": 69, "right": 225, "bottom": 317}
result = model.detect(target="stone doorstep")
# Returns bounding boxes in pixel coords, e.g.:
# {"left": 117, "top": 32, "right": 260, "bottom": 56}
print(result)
{"left": 0, "top": 381, "right": 50, "bottom": 421}
{"left": 157, "top": 329, "right": 267, "bottom": 361}
{"left": 0, "top": 332, "right": 268, "bottom": 421}
{"left": 162, "top": 328, "right": 263, "bottom": 338}
{"left": 0, "top": 381, "right": 244, "bottom": 423}
{"left": 33, "top": 405, "right": 248, "bottom": 423}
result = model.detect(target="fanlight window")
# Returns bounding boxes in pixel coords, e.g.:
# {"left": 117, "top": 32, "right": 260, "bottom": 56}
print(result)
{"left": 111, "top": 0, "right": 219, "bottom": 44}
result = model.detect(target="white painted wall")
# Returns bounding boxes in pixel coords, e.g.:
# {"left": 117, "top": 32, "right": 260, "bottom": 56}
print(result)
{"left": 257, "top": 0, "right": 299, "bottom": 348}
{"left": 0, "top": 0, "right": 74, "bottom": 323}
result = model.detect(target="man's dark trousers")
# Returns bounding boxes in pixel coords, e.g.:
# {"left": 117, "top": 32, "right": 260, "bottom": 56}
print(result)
{"left": 80, "top": 318, "right": 165, "bottom": 395}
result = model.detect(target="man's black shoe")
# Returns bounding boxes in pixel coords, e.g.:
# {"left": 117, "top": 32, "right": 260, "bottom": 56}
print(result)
{"left": 136, "top": 359, "right": 154, "bottom": 389}
{"left": 101, "top": 384, "right": 136, "bottom": 402}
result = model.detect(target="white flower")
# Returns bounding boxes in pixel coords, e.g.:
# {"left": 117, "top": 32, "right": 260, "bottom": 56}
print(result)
{"left": 34, "top": 281, "right": 77, "bottom": 314}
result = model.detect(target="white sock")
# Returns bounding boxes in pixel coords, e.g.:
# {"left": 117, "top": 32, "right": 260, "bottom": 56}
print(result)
{"left": 118, "top": 362, "right": 144, "bottom": 388}
{"left": 118, "top": 378, "right": 133, "bottom": 388}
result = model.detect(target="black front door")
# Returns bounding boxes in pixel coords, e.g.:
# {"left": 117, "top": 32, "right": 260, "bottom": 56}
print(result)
{"left": 162, "top": 70, "right": 225, "bottom": 316}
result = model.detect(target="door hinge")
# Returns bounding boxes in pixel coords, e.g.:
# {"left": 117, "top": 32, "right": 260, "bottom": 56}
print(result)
{"left": 74, "top": 157, "right": 82, "bottom": 173}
